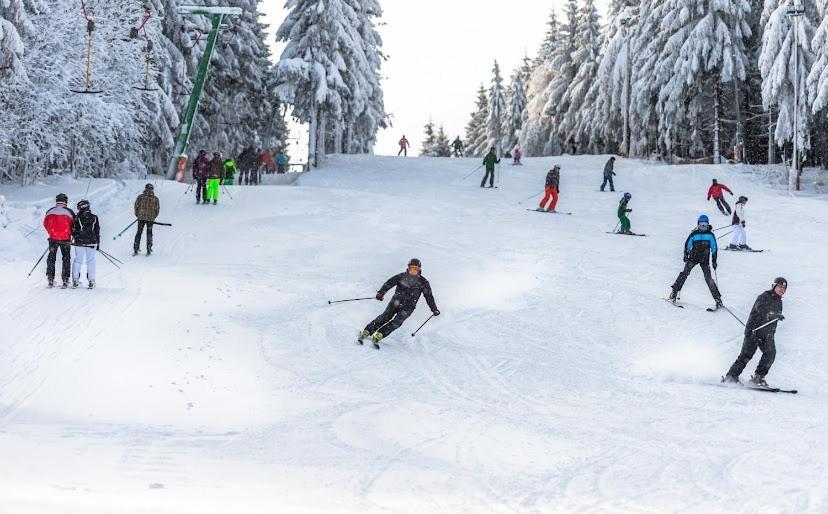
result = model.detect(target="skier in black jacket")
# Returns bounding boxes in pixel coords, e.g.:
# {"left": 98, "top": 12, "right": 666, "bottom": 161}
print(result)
{"left": 360, "top": 258, "right": 440, "bottom": 347}
{"left": 600, "top": 156, "right": 616, "bottom": 192}
{"left": 71, "top": 199, "right": 100, "bottom": 289}
{"left": 723, "top": 278, "right": 787, "bottom": 387}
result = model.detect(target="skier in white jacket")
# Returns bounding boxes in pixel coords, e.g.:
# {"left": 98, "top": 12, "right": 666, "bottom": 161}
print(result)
{"left": 728, "top": 196, "right": 751, "bottom": 250}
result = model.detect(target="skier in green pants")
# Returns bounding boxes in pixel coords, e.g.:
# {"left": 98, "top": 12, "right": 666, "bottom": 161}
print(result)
{"left": 206, "top": 152, "right": 223, "bottom": 205}
{"left": 617, "top": 192, "right": 633, "bottom": 234}
{"left": 223, "top": 158, "right": 238, "bottom": 186}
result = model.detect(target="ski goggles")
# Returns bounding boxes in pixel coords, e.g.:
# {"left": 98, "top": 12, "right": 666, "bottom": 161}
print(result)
{"left": 698, "top": 222, "right": 710, "bottom": 229}
{"left": 408, "top": 265, "right": 420, "bottom": 273}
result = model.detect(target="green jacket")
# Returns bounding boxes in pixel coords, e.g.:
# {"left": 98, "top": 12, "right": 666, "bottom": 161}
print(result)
{"left": 223, "top": 159, "right": 238, "bottom": 178}
{"left": 618, "top": 198, "right": 630, "bottom": 218}
{"left": 483, "top": 152, "right": 500, "bottom": 170}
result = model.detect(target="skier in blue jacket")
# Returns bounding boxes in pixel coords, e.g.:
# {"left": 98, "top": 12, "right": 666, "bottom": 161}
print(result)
{"left": 668, "top": 215, "right": 723, "bottom": 308}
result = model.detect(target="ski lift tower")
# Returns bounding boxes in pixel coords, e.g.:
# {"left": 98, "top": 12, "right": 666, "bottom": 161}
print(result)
{"left": 166, "top": 5, "right": 243, "bottom": 181}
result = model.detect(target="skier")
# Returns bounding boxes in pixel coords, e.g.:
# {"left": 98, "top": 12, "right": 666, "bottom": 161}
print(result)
{"left": 207, "top": 152, "right": 223, "bottom": 204}
{"left": 43, "top": 193, "right": 76, "bottom": 288}
{"left": 192, "top": 150, "right": 210, "bottom": 204}
{"left": 600, "top": 156, "right": 616, "bottom": 192}
{"left": 237, "top": 147, "right": 254, "bottom": 185}
{"left": 728, "top": 196, "right": 751, "bottom": 250}
{"left": 537, "top": 165, "right": 560, "bottom": 212}
{"left": 359, "top": 258, "right": 440, "bottom": 347}
{"left": 707, "top": 179, "right": 734, "bottom": 215}
{"left": 398, "top": 135, "right": 410, "bottom": 156}
{"left": 668, "top": 214, "right": 723, "bottom": 309}
{"left": 260, "top": 148, "right": 276, "bottom": 174}
{"left": 133, "top": 184, "right": 160, "bottom": 256}
{"left": 617, "top": 192, "right": 633, "bottom": 234}
{"left": 452, "top": 137, "right": 464, "bottom": 157}
{"left": 276, "top": 150, "right": 288, "bottom": 174}
{"left": 723, "top": 277, "right": 787, "bottom": 387}
{"left": 223, "top": 158, "right": 238, "bottom": 186}
{"left": 70, "top": 199, "right": 99, "bottom": 289}
{"left": 513, "top": 146, "right": 523, "bottom": 165}
{"left": 480, "top": 147, "right": 500, "bottom": 188}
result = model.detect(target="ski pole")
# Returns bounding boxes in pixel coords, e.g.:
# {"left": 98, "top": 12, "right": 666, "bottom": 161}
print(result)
{"left": 611, "top": 221, "right": 621, "bottom": 233}
{"left": 24, "top": 226, "right": 39, "bottom": 238}
{"left": 113, "top": 219, "right": 138, "bottom": 240}
{"left": 222, "top": 184, "right": 234, "bottom": 200}
{"left": 183, "top": 182, "right": 195, "bottom": 196}
{"left": 518, "top": 191, "right": 542, "bottom": 204}
{"left": 713, "top": 224, "right": 735, "bottom": 232}
{"left": 411, "top": 314, "right": 435, "bottom": 337}
{"left": 751, "top": 318, "right": 781, "bottom": 333}
{"left": 723, "top": 305, "right": 746, "bottom": 327}
{"left": 84, "top": 175, "right": 93, "bottom": 198}
{"left": 328, "top": 297, "right": 375, "bottom": 305}
{"left": 716, "top": 231, "right": 733, "bottom": 240}
{"left": 96, "top": 249, "right": 121, "bottom": 269}
{"left": 97, "top": 248, "right": 124, "bottom": 265}
{"left": 152, "top": 221, "right": 173, "bottom": 227}
{"left": 27, "top": 247, "right": 49, "bottom": 278}
{"left": 461, "top": 164, "right": 484, "bottom": 181}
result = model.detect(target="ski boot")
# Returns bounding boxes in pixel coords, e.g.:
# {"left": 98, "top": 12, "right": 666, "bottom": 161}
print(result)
{"left": 619, "top": 229, "right": 633, "bottom": 235}
{"left": 60, "top": 281, "right": 69, "bottom": 289}
{"left": 714, "top": 298, "right": 724, "bottom": 310}
{"left": 213, "top": 200, "right": 217, "bottom": 205}
{"left": 71, "top": 279, "right": 79, "bottom": 289}
{"left": 357, "top": 330, "right": 371, "bottom": 345}
{"left": 133, "top": 248, "right": 140, "bottom": 256}
{"left": 667, "top": 289, "right": 679, "bottom": 304}
{"left": 722, "top": 374, "right": 742, "bottom": 385}
{"left": 88, "top": 279, "right": 95, "bottom": 290}
{"left": 535, "top": 207, "right": 545, "bottom": 212}
{"left": 750, "top": 374, "right": 769, "bottom": 388}
{"left": 47, "top": 278, "right": 55, "bottom": 288}
{"left": 739, "top": 244, "right": 752, "bottom": 251}
{"left": 146, "top": 249, "right": 152, "bottom": 257}
{"left": 546, "top": 208, "right": 556, "bottom": 213}
{"left": 727, "top": 244, "right": 739, "bottom": 250}
{"left": 372, "top": 332, "right": 383, "bottom": 350}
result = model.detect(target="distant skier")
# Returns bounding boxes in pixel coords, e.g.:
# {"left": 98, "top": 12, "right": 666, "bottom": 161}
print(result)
{"left": 359, "top": 258, "right": 440, "bottom": 348}
{"left": 276, "top": 150, "right": 289, "bottom": 173}
{"left": 668, "top": 214, "right": 723, "bottom": 309}
{"left": 71, "top": 199, "right": 99, "bottom": 289}
{"left": 513, "top": 146, "right": 523, "bottom": 165}
{"left": 193, "top": 150, "right": 210, "bottom": 204}
{"left": 223, "top": 158, "right": 238, "bottom": 185}
{"left": 398, "top": 135, "right": 410, "bottom": 156}
{"left": 723, "top": 277, "right": 787, "bottom": 387}
{"left": 617, "top": 192, "right": 633, "bottom": 234}
{"left": 133, "top": 184, "right": 160, "bottom": 256}
{"left": 452, "top": 137, "right": 464, "bottom": 157}
{"left": 237, "top": 147, "right": 255, "bottom": 185}
{"left": 43, "top": 193, "right": 76, "bottom": 288}
{"left": 600, "top": 156, "right": 616, "bottom": 192}
{"left": 537, "top": 165, "right": 560, "bottom": 212}
{"left": 480, "top": 147, "right": 500, "bottom": 188}
{"left": 207, "top": 152, "right": 223, "bottom": 204}
{"left": 707, "top": 179, "right": 733, "bottom": 215}
{"left": 728, "top": 196, "right": 751, "bottom": 250}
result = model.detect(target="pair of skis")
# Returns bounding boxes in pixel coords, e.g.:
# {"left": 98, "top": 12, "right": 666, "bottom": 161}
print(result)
{"left": 719, "top": 378, "right": 797, "bottom": 394}
{"left": 607, "top": 231, "right": 646, "bottom": 237}
{"left": 526, "top": 209, "right": 573, "bottom": 215}
{"left": 663, "top": 297, "right": 720, "bottom": 312}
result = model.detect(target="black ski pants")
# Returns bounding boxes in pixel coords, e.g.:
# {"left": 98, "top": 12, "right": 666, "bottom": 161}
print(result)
{"left": 715, "top": 197, "right": 732, "bottom": 215}
{"left": 46, "top": 240, "right": 71, "bottom": 282}
{"left": 671, "top": 260, "right": 721, "bottom": 300}
{"left": 601, "top": 175, "right": 615, "bottom": 191}
{"left": 481, "top": 168, "right": 495, "bottom": 187}
{"left": 134, "top": 221, "right": 153, "bottom": 252}
{"left": 195, "top": 178, "right": 208, "bottom": 202}
{"left": 727, "top": 334, "right": 776, "bottom": 378}
{"left": 365, "top": 300, "right": 414, "bottom": 338}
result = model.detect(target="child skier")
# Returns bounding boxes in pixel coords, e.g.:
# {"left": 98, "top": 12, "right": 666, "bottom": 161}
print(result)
{"left": 513, "top": 146, "right": 522, "bottom": 165}
{"left": 601, "top": 157, "right": 616, "bottom": 192}
{"left": 481, "top": 147, "right": 500, "bottom": 188}
{"left": 707, "top": 179, "right": 734, "bottom": 215}
{"left": 222, "top": 158, "right": 238, "bottom": 185}
{"left": 134, "top": 184, "right": 160, "bottom": 256}
{"left": 359, "top": 258, "right": 440, "bottom": 348}
{"left": 71, "top": 199, "right": 100, "bottom": 289}
{"left": 723, "top": 277, "right": 787, "bottom": 387}
{"left": 537, "top": 165, "right": 560, "bottom": 212}
{"left": 43, "top": 193, "right": 76, "bottom": 288}
{"left": 668, "top": 215, "right": 724, "bottom": 309}
{"left": 728, "top": 196, "right": 751, "bottom": 250}
{"left": 207, "top": 152, "right": 223, "bottom": 204}
{"left": 617, "top": 192, "right": 633, "bottom": 234}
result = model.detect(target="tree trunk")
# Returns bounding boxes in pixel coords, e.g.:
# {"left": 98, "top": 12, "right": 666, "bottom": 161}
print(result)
{"left": 767, "top": 108, "right": 774, "bottom": 165}
{"left": 309, "top": 102, "right": 318, "bottom": 168}
{"left": 713, "top": 82, "right": 721, "bottom": 164}
{"left": 317, "top": 109, "right": 327, "bottom": 162}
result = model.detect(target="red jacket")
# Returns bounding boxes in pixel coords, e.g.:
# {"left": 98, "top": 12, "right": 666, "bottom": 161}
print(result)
{"left": 707, "top": 183, "right": 732, "bottom": 200}
{"left": 43, "top": 203, "right": 76, "bottom": 241}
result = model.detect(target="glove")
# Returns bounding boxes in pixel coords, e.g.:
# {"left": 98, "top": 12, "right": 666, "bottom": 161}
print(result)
{"left": 375, "top": 292, "right": 384, "bottom": 301}
{"left": 626, "top": 209, "right": 632, "bottom": 213}
{"left": 432, "top": 309, "right": 441, "bottom": 316}
{"left": 96, "top": 244, "right": 100, "bottom": 251}
{"left": 741, "top": 221, "right": 745, "bottom": 227}
{"left": 777, "top": 315, "right": 785, "bottom": 321}
{"left": 683, "top": 255, "right": 689, "bottom": 263}
{"left": 730, "top": 192, "right": 734, "bottom": 196}
{"left": 712, "top": 260, "right": 718, "bottom": 270}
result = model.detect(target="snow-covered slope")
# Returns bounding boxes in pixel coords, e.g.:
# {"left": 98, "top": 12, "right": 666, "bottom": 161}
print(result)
{"left": 1, "top": 156, "right": 826, "bottom": 513}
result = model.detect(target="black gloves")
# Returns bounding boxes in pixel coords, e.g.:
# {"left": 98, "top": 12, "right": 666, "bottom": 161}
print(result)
{"left": 432, "top": 309, "right": 441, "bottom": 316}
{"left": 375, "top": 292, "right": 385, "bottom": 301}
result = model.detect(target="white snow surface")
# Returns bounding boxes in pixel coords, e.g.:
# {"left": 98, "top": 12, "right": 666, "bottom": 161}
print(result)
{"left": 1, "top": 156, "right": 827, "bottom": 513}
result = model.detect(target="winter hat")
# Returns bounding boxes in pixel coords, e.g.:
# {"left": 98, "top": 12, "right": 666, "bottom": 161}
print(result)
{"left": 56, "top": 193, "right": 68, "bottom": 203}
{"left": 698, "top": 214, "right": 710, "bottom": 224}
{"left": 773, "top": 277, "right": 788, "bottom": 289}
{"left": 145, "top": 183, "right": 154, "bottom": 191}
{"left": 712, "top": 179, "right": 718, "bottom": 184}
{"left": 77, "top": 199, "right": 90, "bottom": 211}
{"left": 610, "top": 156, "right": 616, "bottom": 160}
{"left": 738, "top": 195, "right": 748, "bottom": 203}
{"left": 408, "top": 258, "right": 422, "bottom": 269}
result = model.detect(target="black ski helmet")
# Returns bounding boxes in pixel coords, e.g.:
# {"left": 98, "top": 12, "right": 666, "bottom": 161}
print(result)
{"left": 773, "top": 277, "right": 788, "bottom": 289}
{"left": 738, "top": 195, "right": 748, "bottom": 203}
{"left": 56, "top": 193, "right": 68, "bottom": 203}
{"left": 408, "top": 258, "right": 422, "bottom": 269}
{"left": 77, "top": 199, "right": 90, "bottom": 211}
{"left": 712, "top": 178, "right": 718, "bottom": 184}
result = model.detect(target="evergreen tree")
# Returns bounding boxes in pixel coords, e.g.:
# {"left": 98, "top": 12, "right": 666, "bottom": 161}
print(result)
{"left": 562, "top": 0, "right": 603, "bottom": 152}
{"left": 503, "top": 67, "right": 527, "bottom": 151}
{"left": 464, "top": 85, "right": 489, "bottom": 157}
{"left": 420, "top": 119, "right": 437, "bottom": 156}
{"left": 543, "top": 0, "right": 580, "bottom": 154}
{"left": 487, "top": 60, "right": 506, "bottom": 154}
{"left": 434, "top": 125, "right": 451, "bottom": 157}
{"left": 520, "top": 9, "right": 559, "bottom": 156}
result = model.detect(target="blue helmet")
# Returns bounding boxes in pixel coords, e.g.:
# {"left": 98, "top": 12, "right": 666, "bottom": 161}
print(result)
{"left": 698, "top": 214, "right": 710, "bottom": 224}
{"left": 623, "top": 192, "right": 632, "bottom": 199}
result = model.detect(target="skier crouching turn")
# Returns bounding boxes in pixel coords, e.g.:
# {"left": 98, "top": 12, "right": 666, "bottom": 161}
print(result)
{"left": 668, "top": 214, "right": 723, "bottom": 309}
{"left": 723, "top": 277, "right": 787, "bottom": 387}
{"left": 360, "top": 258, "right": 440, "bottom": 347}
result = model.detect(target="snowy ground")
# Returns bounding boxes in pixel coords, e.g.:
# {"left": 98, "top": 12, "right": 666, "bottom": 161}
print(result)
{"left": 1, "top": 155, "right": 827, "bottom": 513}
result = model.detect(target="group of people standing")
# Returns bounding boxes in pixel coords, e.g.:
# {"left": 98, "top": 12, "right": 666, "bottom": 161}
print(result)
{"left": 191, "top": 147, "right": 290, "bottom": 205}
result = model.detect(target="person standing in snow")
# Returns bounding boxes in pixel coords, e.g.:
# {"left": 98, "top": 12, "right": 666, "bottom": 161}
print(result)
{"left": 359, "top": 258, "right": 440, "bottom": 347}
{"left": 192, "top": 150, "right": 210, "bottom": 204}
{"left": 480, "top": 147, "right": 500, "bottom": 188}
{"left": 668, "top": 214, "right": 723, "bottom": 309}
{"left": 513, "top": 146, "right": 523, "bottom": 165}
{"left": 43, "top": 193, "right": 76, "bottom": 288}
{"left": 133, "top": 184, "right": 160, "bottom": 256}
{"left": 723, "top": 277, "right": 787, "bottom": 387}
{"left": 707, "top": 178, "right": 734, "bottom": 215}
{"left": 206, "top": 152, "right": 223, "bottom": 204}
{"left": 537, "top": 165, "right": 561, "bottom": 212}
{"left": 398, "top": 135, "right": 410, "bottom": 156}
{"left": 600, "top": 156, "right": 616, "bottom": 192}
{"left": 276, "top": 150, "right": 289, "bottom": 173}
{"left": 728, "top": 196, "right": 751, "bottom": 250}
{"left": 617, "top": 192, "right": 633, "bottom": 234}
{"left": 71, "top": 199, "right": 99, "bottom": 289}
{"left": 223, "top": 158, "right": 238, "bottom": 186}
{"left": 452, "top": 137, "right": 464, "bottom": 157}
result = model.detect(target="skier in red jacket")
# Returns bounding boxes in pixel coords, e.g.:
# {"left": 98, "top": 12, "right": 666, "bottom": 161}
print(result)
{"left": 707, "top": 178, "right": 734, "bottom": 215}
{"left": 43, "top": 193, "right": 76, "bottom": 288}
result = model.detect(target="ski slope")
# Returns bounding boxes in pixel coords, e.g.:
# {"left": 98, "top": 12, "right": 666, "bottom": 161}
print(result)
{"left": 1, "top": 155, "right": 827, "bottom": 513}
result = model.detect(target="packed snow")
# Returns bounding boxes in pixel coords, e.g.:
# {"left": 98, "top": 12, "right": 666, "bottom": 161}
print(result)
{"left": 1, "top": 155, "right": 827, "bottom": 513}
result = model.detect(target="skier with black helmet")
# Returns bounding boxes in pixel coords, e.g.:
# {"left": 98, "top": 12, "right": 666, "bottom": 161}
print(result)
{"left": 43, "top": 193, "right": 76, "bottom": 288}
{"left": 537, "top": 165, "right": 561, "bottom": 212}
{"left": 617, "top": 192, "right": 633, "bottom": 234}
{"left": 728, "top": 196, "right": 751, "bottom": 250}
{"left": 668, "top": 214, "right": 723, "bottom": 309}
{"left": 723, "top": 277, "right": 787, "bottom": 387}
{"left": 71, "top": 199, "right": 100, "bottom": 289}
{"left": 481, "top": 147, "right": 500, "bottom": 188}
{"left": 359, "top": 258, "right": 440, "bottom": 348}
{"left": 134, "top": 184, "right": 160, "bottom": 256}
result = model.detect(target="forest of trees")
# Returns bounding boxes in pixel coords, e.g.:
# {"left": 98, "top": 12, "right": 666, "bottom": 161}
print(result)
{"left": 464, "top": 0, "right": 828, "bottom": 172}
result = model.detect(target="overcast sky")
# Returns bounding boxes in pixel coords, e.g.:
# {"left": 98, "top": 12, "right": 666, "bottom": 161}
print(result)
{"left": 260, "top": 1, "right": 610, "bottom": 157}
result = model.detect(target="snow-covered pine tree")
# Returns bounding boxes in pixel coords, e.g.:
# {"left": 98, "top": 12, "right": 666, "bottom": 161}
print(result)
{"left": 420, "top": 119, "right": 437, "bottom": 156}
{"left": 0, "top": 0, "right": 29, "bottom": 83}
{"left": 503, "top": 67, "right": 527, "bottom": 152}
{"left": 464, "top": 85, "right": 489, "bottom": 157}
{"left": 520, "top": 9, "right": 559, "bottom": 156}
{"left": 543, "top": 0, "right": 579, "bottom": 154}
{"left": 434, "top": 125, "right": 451, "bottom": 157}
{"left": 486, "top": 60, "right": 506, "bottom": 155}
{"left": 808, "top": 0, "right": 828, "bottom": 165}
